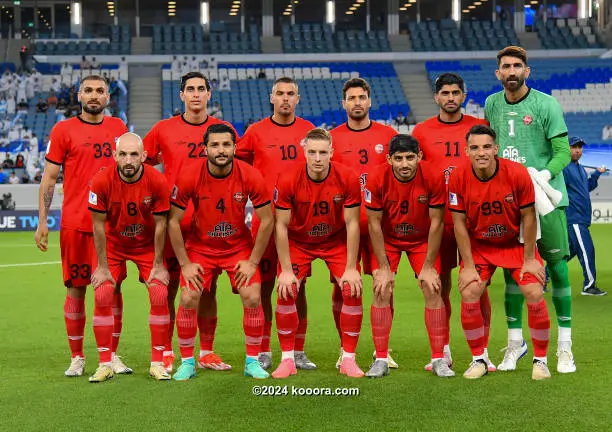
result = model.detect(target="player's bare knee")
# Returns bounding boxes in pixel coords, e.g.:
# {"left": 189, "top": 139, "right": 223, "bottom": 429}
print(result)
{"left": 521, "top": 283, "right": 544, "bottom": 303}
{"left": 461, "top": 281, "right": 485, "bottom": 303}
{"left": 180, "top": 288, "right": 200, "bottom": 308}
{"left": 422, "top": 290, "right": 443, "bottom": 309}
{"left": 241, "top": 286, "right": 261, "bottom": 308}
{"left": 67, "top": 286, "right": 87, "bottom": 299}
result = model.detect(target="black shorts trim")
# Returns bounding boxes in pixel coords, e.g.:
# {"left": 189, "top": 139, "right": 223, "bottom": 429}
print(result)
{"left": 253, "top": 200, "right": 271, "bottom": 209}
{"left": 170, "top": 202, "right": 186, "bottom": 211}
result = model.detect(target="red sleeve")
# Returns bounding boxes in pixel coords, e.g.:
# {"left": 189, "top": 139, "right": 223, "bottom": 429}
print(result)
{"left": 515, "top": 164, "right": 535, "bottom": 208}
{"left": 143, "top": 123, "right": 161, "bottom": 165}
{"left": 343, "top": 168, "right": 361, "bottom": 208}
{"left": 447, "top": 168, "right": 465, "bottom": 212}
{"left": 88, "top": 170, "right": 109, "bottom": 213}
{"left": 170, "top": 167, "right": 196, "bottom": 210}
{"left": 151, "top": 171, "right": 170, "bottom": 214}
{"left": 274, "top": 172, "right": 294, "bottom": 210}
{"left": 45, "top": 123, "right": 69, "bottom": 165}
{"left": 364, "top": 169, "right": 383, "bottom": 211}
{"left": 425, "top": 164, "right": 446, "bottom": 207}
{"left": 235, "top": 128, "right": 254, "bottom": 164}
{"left": 246, "top": 166, "right": 271, "bottom": 208}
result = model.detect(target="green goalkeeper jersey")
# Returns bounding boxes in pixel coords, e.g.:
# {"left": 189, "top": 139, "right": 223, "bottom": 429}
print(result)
{"left": 485, "top": 88, "right": 569, "bottom": 207}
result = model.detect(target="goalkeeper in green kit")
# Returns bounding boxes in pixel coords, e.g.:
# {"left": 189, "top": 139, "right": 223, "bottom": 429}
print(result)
{"left": 485, "top": 46, "right": 575, "bottom": 374}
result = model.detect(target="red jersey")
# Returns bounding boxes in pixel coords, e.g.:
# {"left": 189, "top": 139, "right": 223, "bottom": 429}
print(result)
{"left": 88, "top": 165, "right": 170, "bottom": 251}
{"left": 171, "top": 160, "right": 270, "bottom": 255}
{"left": 274, "top": 162, "right": 361, "bottom": 246}
{"left": 45, "top": 116, "right": 128, "bottom": 232}
{"left": 236, "top": 116, "right": 314, "bottom": 184}
{"left": 330, "top": 121, "right": 397, "bottom": 232}
{"left": 364, "top": 162, "right": 445, "bottom": 252}
{"left": 447, "top": 158, "right": 535, "bottom": 247}
{"left": 412, "top": 114, "right": 488, "bottom": 226}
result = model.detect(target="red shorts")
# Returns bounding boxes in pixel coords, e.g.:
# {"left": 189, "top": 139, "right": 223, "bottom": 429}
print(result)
{"left": 440, "top": 225, "right": 458, "bottom": 273}
{"left": 461, "top": 241, "right": 543, "bottom": 286}
{"left": 287, "top": 240, "right": 354, "bottom": 281}
{"left": 251, "top": 215, "right": 278, "bottom": 283}
{"left": 60, "top": 228, "right": 97, "bottom": 288}
{"left": 370, "top": 243, "right": 441, "bottom": 276}
{"left": 108, "top": 247, "right": 156, "bottom": 285}
{"left": 359, "top": 234, "right": 375, "bottom": 276}
{"left": 182, "top": 248, "right": 260, "bottom": 293}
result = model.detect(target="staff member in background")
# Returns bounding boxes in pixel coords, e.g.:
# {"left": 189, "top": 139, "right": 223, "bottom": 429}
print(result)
{"left": 563, "top": 136, "right": 607, "bottom": 296}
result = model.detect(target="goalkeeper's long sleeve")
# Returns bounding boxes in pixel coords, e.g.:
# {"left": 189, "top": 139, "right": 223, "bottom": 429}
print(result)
{"left": 546, "top": 134, "right": 571, "bottom": 177}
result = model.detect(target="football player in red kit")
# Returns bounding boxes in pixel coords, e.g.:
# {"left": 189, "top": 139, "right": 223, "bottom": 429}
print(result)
{"left": 272, "top": 128, "right": 364, "bottom": 379}
{"left": 448, "top": 125, "right": 551, "bottom": 380}
{"left": 88, "top": 133, "right": 171, "bottom": 382}
{"left": 411, "top": 72, "right": 494, "bottom": 372}
{"left": 35, "top": 75, "right": 128, "bottom": 377}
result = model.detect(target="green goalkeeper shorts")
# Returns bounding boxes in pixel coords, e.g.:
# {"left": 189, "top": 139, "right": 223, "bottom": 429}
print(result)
{"left": 537, "top": 208, "right": 570, "bottom": 263}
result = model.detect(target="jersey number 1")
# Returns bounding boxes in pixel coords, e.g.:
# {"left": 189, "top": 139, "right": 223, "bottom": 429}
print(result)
{"left": 508, "top": 119, "right": 515, "bottom": 137}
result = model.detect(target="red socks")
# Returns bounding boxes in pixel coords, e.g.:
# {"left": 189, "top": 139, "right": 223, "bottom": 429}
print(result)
{"left": 371, "top": 306, "right": 392, "bottom": 358}
{"left": 64, "top": 294, "right": 86, "bottom": 358}
{"left": 527, "top": 300, "right": 550, "bottom": 358}
{"left": 331, "top": 282, "right": 343, "bottom": 340}
{"left": 244, "top": 305, "right": 264, "bottom": 357}
{"left": 261, "top": 320, "right": 273, "bottom": 352}
{"left": 198, "top": 316, "right": 217, "bottom": 353}
{"left": 425, "top": 307, "right": 447, "bottom": 360}
{"left": 93, "top": 282, "right": 115, "bottom": 364}
{"left": 275, "top": 296, "right": 299, "bottom": 352}
{"left": 148, "top": 281, "right": 169, "bottom": 363}
{"left": 112, "top": 292, "right": 123, "bottom": 355}
{"left": 461, "top": 301, "right": 485, "bottom": 357}
{"left": 480, "top": 289, "right": 492, "bottom": 349}
{"left": 295, "top": 318, "right": 308, "bottom": 351}
{"left": 176, "top": 306, "right": 197, "bottom": 359}
{"left": 340, "top": 285, "right": 363, "bottom": 354}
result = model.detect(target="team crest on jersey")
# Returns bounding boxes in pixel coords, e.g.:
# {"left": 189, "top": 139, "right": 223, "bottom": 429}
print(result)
{"left": 234, "top": 192, "right": 245, "bottom": 203}
{"left": 121, "top": 224, "right": 144, "bottom": 238}
{"left": 208, "top": 222, "right": 238, "bottom": 238}
{"left": 418, "top": 194, "right": 428, "bottom": 204}
{"left": 333, "top": 194, "right": 343, "bottom": 203}
{"left": 482, "top": 224, "right": 507, "bottom": 238}
{"left": 142, "top": 196, "right": 153, "bottom": 207}
{"left": 374, "top": 144, "right": 384, "bottom": 154}
{"left": 505, "top": 193, "right": 514, "bottom": 203}
{"left": 443, "top": 166, "right": 456, "bottom": 185}
{"left": 307, "top": 223, "right": 331, "bottom": 237}
{"left": 299, "top": 138, "right": 307, "bottom": 148}
{"left": 523, "top": 115, "right": 533, "bottom": 125}
{"left": 394, "top": 223, "right": 417, "bottom": 236}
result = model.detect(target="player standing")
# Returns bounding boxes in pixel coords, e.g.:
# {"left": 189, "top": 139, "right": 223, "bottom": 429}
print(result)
{"left": 365, "top": 135, "right": 453, "bottom": 378}
{"left": 272, "top": 128, "right": 364, "bottom": 379}
{"left": 411, "top": 73, "right": 495, "bottom": 372}
{"left": 144, "top": 71, "right": 239, "bottom": 372}
{"left": 330, "top": 77, "right": 398, "bottom": 368}
{"left": 168, "top": 124, "right": 273, "bottom": 381}
{"left": 448, "top": 125, "right": 551, "bottom": 380}
{"left": 236, "top": 77, "right": 316, "bottom": 371}
{"left": 484, "top": 46, "right": 574, "bottom": 373}
{"left": 35, "top": 75, "right": 129, "bottom": 376}
{"left": 88, "top": 133, "right": 171, "bottom": 382}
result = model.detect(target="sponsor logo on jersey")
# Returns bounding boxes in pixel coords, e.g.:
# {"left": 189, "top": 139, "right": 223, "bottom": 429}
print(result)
{"left": 505, "top": 193, "right": 514, "bottom": 203}
{"left": 208, "top": 222, "right": 238, "bottom": 238}
{"left": 359, "top": 173, "right": 367, "bottom": 192}
{"left": 374, "top": 144, "right": 384, "bottom": 154}
{"left": 523, "top": 115, "right": 533, "bottom": 125}
{"left": 482, "top": 224, "right": 507, "bottom": 238}
{"left": 507, "top": 111, "right": 518, "bottom": 116}
{"left": 333, "top": 194, "right": 343, "bottom": 203}
{"left": 120, "top": 223, "right": 144, "bottom": 238}
{"left": 171, "top": 185, "right": 179, "bottom": 200}
{"left": 449, "top": 192, "right": 458, "bottom": 206}
{"left": 307, "top": 222, "right": 331, "bottom": 237}
{"left": 234, "top": 192, "right": 245, "bottom": 203}
{"left": 501, "top": 146, "right": 526, "bottom": 163}
{"left": 88, "top": 191, "right": 97, "bottom": 205}
{"left": 418, "top": 194, "right": 428, "bottom": 204}
{"left": 394, "top": 223, "right": 417, "bottom": 236}
{"left": 143, "top": 196, "right": 153, "bottom": 207}
{"left": 299, "top": 138, "right": 307, "bottom": 148}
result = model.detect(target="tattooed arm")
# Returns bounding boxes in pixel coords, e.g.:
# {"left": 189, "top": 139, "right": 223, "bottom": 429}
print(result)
{"left": 35, "top": 161, "right": 61, "bottom": 252}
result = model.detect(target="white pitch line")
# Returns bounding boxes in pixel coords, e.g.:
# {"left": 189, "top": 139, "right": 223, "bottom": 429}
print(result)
{"left": 0, "top": 261, "right": 61, "bottom": 268}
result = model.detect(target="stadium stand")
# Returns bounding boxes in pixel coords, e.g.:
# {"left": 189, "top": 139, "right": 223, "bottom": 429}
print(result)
{"left": 152, "top": 23, "right": 261, "bottom": 54}
{"left": 34, "top": 25, "right": 131, "bottom": 56}
{"left": 535, "top": 18, "right": 602, "bottom": 50}
{"left": 162, "top": 62, "right": 409, "bottom": 135}
{"left": 281, "top": 23, "right": 390, "bottom": 53}
{"left": 410, "top": 19, "right": 519, "bottom": 52}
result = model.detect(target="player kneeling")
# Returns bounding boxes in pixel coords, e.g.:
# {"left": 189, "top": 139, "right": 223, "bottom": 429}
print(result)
{"left": 448, "top": 125, "right": 551, "bottom": 380}
{"left": 88, "top": 133, "right": 172, "bottom": 382}
{"left": 365, "top": 134, "right": 453, "bottom": 378}
{"left": 272, "top": 128, "right": 364, "bottom": 379}
{"left": 168, "top": 124, "right": 273, "bottom": 381}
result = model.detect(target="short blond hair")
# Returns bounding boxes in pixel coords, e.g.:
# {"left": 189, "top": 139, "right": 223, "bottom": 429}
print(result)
{"left": 305, "top": 128, "right": 332, "bottom": 145}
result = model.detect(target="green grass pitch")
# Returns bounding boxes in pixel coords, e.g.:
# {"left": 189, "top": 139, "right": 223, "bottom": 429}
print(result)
{"left": 0, "top": 228, "right": 610, "bottom": 431}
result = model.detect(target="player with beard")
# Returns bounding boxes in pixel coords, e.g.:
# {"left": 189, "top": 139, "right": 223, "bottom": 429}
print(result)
{"left": 485, "top": 46, "right": 574, "bottom": 374}
{"left": 236, "top": 77, "right": 316, "bottom": 371}
{"left": 144, "top": 72, "right": 239, "bottom": 373}
{"left": 169, "top": 124, "right": 273, "bottom": 381}
{"left": 35, "top": 75, "right": 129, "bottom": 377}
{"left": 411, "top": 73, "right": 494, "bottom": 372}
{"left": 330, "top": 78, "right": 398, "bottom": 369}
{"left": 88, "top": 133, "right": 171, "bottom": 382}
